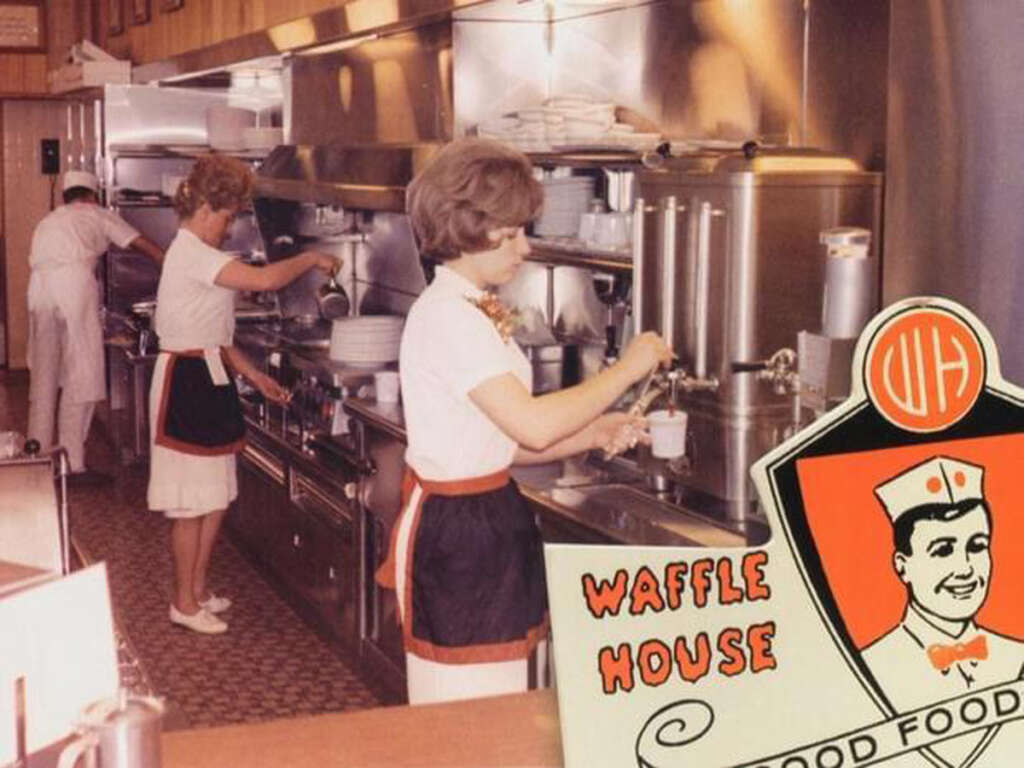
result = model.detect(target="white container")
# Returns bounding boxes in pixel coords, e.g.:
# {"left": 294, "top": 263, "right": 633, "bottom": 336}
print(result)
{"left": 374, "top": 371, "right": 401, "bottom": 403}
{"left": 648, "top": 409, "right": 687, "bottom": 458}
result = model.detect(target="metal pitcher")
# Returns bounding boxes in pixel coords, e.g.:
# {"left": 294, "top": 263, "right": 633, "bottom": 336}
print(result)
{"left": 57, "top": 692, "right": 164, "bottom": 768}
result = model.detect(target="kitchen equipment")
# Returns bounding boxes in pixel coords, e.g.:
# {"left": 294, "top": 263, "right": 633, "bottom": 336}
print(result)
{"left": 205, "top": 105, "right": 256, "bottom": 151}
{"left": 317, "top": 271, "right": 351, "bottom": 320}
{"left": 648, "top": 409, "right": 687, "bottom": 458}
{"left": 328, "top": 315, "right": 404, "bottom": 364}
{"left": 523, "top": 343, "right": 580, "bottom": 395}
{"left": 0, "top": 451, "right": 70, "bottom": 573}
{"left": 57, "top": 691, "right": 164, "bottom": 768}
{"left": 634, "top": 147, "right": 882, "bottom": 513}
{"left": 820, "top": 226, "right": 874, "bottom": 339}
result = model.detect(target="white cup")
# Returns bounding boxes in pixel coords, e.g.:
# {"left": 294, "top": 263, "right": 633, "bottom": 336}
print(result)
{"left": 374, "top": 371, "right": 400, "bottom": 403}
{"left": 648, "top": 409, "right": 687, "bottom": 458}
{"left": 595, "top": 212, "right": 631, "bottom": 249}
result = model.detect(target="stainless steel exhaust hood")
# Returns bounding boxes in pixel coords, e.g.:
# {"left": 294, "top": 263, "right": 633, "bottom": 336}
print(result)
{"left": 254, "top": 143, "right": 443, "bottom": 211}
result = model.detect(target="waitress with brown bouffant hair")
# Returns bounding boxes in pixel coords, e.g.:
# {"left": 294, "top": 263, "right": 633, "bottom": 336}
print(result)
{"left": 148, "top": 154, "right": 337, "bottom": 635}
{"left": 379, "top": 138, "right": 672, "bottom": 704}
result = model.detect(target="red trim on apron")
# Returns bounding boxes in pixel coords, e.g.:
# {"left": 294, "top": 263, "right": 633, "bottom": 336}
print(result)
{"left": 153, "top": 349, "right": 246, "bottom": 456}
{"left": 377, "top": 467, "right": 549, "bottom": 665}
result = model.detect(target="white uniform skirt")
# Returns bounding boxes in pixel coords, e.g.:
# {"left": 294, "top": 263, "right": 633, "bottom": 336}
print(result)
{"left": 147, "top": 352, "right": 238, "bottom": 517}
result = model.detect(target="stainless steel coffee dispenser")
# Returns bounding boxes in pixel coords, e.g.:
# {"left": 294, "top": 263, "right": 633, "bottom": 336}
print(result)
{"left": 633, "top": 147, "right": 883, "bottom": 513}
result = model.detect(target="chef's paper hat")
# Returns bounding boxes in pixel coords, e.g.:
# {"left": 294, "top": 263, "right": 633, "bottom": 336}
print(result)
{"left": 63, "top": 170, "right": 99, "bottom": 193}
{"left": 874, "top": 456, "right": 985, "bottom": 524}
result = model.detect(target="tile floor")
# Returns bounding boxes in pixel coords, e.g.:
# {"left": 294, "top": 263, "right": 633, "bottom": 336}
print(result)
{"left": 0, "top": 370, "right": 393, "bottom": 731}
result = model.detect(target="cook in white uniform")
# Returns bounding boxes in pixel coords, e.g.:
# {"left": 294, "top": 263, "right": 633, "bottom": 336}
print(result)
{"left": 863, "top": 455, "right": 1024, "bottom": 766}
{"left": 378, "top": 138, "right": 671, "bottom": 705}
{"left": 147, "top": 155, "right": 335, "bottom": 635}
{"left": 26, "top": 170, "right": 163, "bottom": 481}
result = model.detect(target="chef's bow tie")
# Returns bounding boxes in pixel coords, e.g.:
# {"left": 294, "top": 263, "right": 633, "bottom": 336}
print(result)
{"left": 927, "top": 635, "right": 988, "bottom": 671}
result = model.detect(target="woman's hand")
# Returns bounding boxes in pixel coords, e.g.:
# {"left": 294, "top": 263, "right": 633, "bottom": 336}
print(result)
{"left": 590, "top": 411, "right": 649, "bottom": 457}
{"left": 251, "top": 371, "right": 291, "bottom": 405}
{"left": 619, "top": 331, "right": 673, "bottom": 382}
{"left": 306, "top": 250, "right": 340, "bottom": 275}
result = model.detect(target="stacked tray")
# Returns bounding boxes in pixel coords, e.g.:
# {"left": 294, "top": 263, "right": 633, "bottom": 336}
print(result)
{"left": 328, "top": 315, "right": 405, "bottom": 364}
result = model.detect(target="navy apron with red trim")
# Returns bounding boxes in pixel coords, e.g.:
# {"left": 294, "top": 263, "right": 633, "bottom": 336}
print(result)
{"left": 153, "top": 348, "right": 245, "bottom": 456}
{"left": 377, "top": 468, "right": 549, "bottom": 665}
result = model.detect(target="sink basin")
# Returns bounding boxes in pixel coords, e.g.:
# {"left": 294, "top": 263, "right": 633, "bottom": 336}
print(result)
{"left": 531, "top": 482, "right": 753, "bottom": 547}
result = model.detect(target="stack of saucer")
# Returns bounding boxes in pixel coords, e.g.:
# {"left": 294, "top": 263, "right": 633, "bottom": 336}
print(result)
{"left": 329, "top": 315, "right": 405, "bottom": 365}
{"left": 534, "top": 175, "right": 595, "bottom": 237}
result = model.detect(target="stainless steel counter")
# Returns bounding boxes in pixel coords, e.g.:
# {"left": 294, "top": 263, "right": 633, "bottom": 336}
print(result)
{"left": 342, "top": 398, "right": 757, "bottom": 548}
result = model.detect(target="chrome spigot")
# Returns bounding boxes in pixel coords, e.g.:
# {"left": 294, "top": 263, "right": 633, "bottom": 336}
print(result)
{"left": 731, "top": 348, "right": 798, "bottom": 395}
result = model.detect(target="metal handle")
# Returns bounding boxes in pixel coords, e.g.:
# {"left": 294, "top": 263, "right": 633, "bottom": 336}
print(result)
{"left": 631, "top": 197, "right": 651, "bottom": 332}
{"left": 694, "top": 202, "right": 724, "bottom": 380}
{"left": 660, "top": 196, "right": 678, "bottom": 350}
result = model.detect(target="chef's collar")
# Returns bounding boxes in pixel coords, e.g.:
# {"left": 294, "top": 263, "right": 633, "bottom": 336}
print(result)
{"left": 433, "top": 264, "right": 486, "bottom": 299}
{"left": 902, "top": 601, "right": 978, "bottom": 646}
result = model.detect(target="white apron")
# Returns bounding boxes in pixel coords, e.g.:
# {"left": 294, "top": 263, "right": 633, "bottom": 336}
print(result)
{"left": 27, "top": 262, "right": 105, "bottom": 404}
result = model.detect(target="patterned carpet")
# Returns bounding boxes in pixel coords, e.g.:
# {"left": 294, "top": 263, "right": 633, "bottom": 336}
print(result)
{"left": 1, "top": 370, "right": 393, "bottom": 731}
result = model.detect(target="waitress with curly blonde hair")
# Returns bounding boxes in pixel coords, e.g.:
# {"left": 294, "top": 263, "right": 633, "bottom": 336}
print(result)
{"left": 149, "top": 154, "right": 336, "bottom": 634}
{"left": 380, "top": 138, "right": 672, "bottom": 703}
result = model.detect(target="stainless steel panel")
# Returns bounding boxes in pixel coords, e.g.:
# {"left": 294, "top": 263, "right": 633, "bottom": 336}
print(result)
{"left": 254, "top": 144, "right": 444, "bottom": 211}
{"left": 454, "top": 1, "right": 803, "bottom": 145}
{"left": 454, "top": 1, "right": 887, "bottom": 169}
{"left": 287, "top": 22, "right": 453, "bottom": 146}
{"left": 884, "top": 1, "right": 1024, "bottom": 381}
{"left": 132, "top": 0, "right": 489, "bottom": 85}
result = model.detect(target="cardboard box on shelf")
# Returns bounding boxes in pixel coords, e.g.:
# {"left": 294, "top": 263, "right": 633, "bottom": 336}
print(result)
{"left": 48, "top": 59, "right": 131, "bottom": 94}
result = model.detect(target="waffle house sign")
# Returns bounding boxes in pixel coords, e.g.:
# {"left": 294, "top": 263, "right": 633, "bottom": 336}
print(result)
{"left": 544, "top": 298, "right": 1024, "bottom": 767}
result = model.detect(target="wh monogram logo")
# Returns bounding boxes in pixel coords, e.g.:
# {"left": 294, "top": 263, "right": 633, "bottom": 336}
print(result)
{"left": 866, "top": 307, "right": 985, "bottom": 432}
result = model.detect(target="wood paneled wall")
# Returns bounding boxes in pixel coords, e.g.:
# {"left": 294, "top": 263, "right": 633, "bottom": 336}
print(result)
{"left": 99, "top": 0, "right": 347, "bottom": 65}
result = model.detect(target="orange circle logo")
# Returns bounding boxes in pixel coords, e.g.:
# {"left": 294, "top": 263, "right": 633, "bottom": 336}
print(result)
{"left": 865, "top": 306, "right": 985, "bottom": 432}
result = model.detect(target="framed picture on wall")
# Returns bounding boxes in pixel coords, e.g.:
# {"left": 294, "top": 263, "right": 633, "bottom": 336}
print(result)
{"left": 108, "top": 0, "right": 124, "bottom": 36}
{"left": 160, "top": 0, "right": 183, "bottom": 11}
{"left": 131, "top": 0, "right": 150, "bottom": 25}
{"left": 0, "top": 1, "right": 46, "bottom": 52}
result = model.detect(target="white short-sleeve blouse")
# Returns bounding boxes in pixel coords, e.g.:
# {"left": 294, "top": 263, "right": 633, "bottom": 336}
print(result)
{"left": 155, "top": 228, "right": 236, "bottom": 351}
{"left": 400, "top": 266, "right": 532, "bottom": 481}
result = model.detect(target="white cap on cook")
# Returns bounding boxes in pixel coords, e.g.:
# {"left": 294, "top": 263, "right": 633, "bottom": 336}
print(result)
{"left": 63, "top": 170, "right": 99, "bottom": 193}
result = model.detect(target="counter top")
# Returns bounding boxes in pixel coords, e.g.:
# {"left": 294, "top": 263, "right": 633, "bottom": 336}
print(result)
{"left": 343, "top": 397, "right": 756, "bottom": 547}
{"left": 163, "top": 689, "right": 562, "bottom": 768}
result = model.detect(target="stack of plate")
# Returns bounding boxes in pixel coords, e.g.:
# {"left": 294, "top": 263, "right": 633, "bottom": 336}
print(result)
{"left": 534, "top": 176, "right": 595, "bottom": 237}
{"left": 329, "top": 315, "right": 405, "bottom": 364}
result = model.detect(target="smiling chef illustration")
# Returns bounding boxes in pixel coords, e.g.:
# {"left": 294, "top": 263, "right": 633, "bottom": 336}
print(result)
{"left": 863, "top": 455, "right": 1024, "bottom": 716}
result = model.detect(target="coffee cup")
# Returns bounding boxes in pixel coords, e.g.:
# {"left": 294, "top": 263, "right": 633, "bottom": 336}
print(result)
{"left": 648, "top": 409, "right": 687, "bottom": 458}
{"left": 374, "top": 371, "right": 400, "bottom": 403}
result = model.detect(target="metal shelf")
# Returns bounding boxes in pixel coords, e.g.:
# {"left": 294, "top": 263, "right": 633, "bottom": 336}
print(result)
{"left": 526, "top": 150, "right": 644, "bottom": 169}
{"left": 526, "top": 237, "right": 632, "bottom": 272}
{"left": 108, "top": 143, "right": 271, "bottom": 161}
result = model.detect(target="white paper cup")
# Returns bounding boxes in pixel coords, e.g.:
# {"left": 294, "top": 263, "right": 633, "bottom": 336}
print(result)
{"left": 648, "top": 409, "right": 687, "bottom": 458}
{"left": 374, "top": 371, "right": 400, "bottom": 403}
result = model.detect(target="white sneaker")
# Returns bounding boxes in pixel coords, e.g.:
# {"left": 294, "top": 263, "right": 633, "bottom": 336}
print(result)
{"left": 199, "top": 593, "right": 232, "bottom": 613}
{"left": 169, "top": 604, "right": 227, "bottom": 634}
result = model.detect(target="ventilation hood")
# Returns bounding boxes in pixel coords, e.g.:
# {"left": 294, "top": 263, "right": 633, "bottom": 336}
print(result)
{"left": 253, "top": 143, "right": 443, "bottom": 210}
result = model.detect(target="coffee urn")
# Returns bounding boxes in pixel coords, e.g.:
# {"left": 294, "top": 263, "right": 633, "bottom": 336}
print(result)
{"left": 633, "top": 146, "right": 883, "bottom": 517}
